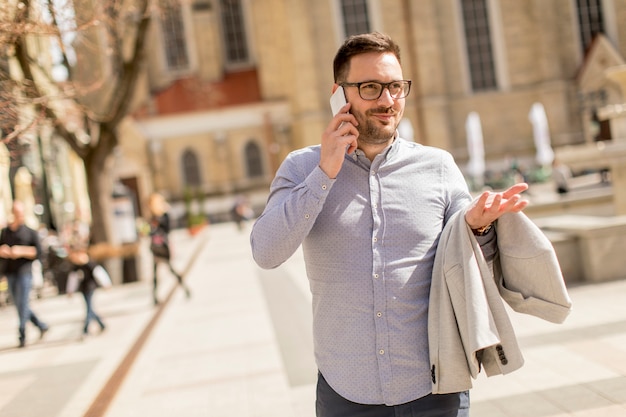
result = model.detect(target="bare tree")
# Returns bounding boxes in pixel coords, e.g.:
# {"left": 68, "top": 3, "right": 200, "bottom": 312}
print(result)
{"left": 0, "top": 0, "right": 165, "bottom": 244}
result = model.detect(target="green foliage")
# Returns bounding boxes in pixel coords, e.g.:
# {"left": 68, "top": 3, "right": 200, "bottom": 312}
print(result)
{"left": 184, "top": 186, "right": 206, "bottom": 227}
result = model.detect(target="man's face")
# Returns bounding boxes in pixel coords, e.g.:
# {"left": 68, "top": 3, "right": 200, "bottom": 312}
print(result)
{"left": 344, "top": 52, "right": 405, "bottom": 145}
{"left": 11, "top": 203, "right": 25, "bottom": 225}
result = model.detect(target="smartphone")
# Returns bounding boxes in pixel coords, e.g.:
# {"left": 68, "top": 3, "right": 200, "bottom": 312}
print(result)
{"left": 330, "top": 86, "right": 347, "bottom": 116}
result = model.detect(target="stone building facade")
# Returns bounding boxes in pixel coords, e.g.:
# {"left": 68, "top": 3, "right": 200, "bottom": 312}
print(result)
{"left": 120, "top": 0, "right": 626, "bottom": 220}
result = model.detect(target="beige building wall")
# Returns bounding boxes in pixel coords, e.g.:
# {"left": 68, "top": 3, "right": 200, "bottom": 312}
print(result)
{"left": 129, "top": 0, "right": 626, "bottom": 210}
{"left": 408, "top": 0, "right": 584, "bottom": 164}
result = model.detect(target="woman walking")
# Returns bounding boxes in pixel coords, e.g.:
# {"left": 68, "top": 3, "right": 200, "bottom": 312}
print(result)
{"left": 67, "top": 246, "right": 110, "bottom": 337}
{"left": 148, "top": 192, "right": 191, "bottom": 305}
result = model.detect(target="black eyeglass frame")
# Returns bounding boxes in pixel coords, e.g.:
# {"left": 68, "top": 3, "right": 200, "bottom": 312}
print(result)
{"left": 339, "top": 80, "right": 412, "bottom": 101}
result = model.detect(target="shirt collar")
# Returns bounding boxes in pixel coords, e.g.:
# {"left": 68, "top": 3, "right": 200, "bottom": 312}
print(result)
{"left": 349, "top": 130, "right": 401, "bottom": 162}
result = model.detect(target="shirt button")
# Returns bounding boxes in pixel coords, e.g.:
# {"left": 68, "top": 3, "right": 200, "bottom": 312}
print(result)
{"left": 304, "top": 214, "right": 310, "bottom": 219}
{"left": 373, "top": 237, "right": 378, "bottom": 243}
{"left": 321, "top": 184, "right": 327, "bottom": 190}
{"left": 374, "top": 274, "right": 379, "bottom": 279}
{"left": 379, "top": 349, "right": 385, "bottom": 355}
{"left": 372, "top": 203, "right": 378, "bottom": 208}
{"left": 376, "top": 312, "right": 382, "bottom": 317}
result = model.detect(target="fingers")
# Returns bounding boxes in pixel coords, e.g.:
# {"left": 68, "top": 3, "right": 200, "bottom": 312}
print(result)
{"left": 326, "top": 123, "right": 358, "bottom": 153}
{"left": 325, "top": 105, "right": 359, "bottom": 152}
{"left": 488, "top": 191, "right": 526, "bottom": 212}
{"left": 501, "top": 183, "right": 529, "bottom": 213}
{"left": 508, "top": 197, "right": 529, "bottom": 212}
{"left": 320, "top": 106, "right": 359, "bottom": 178}
{"left": 333, "top": 114, "right": 359, "bottom": 133}
{"left": 502, "top": 182, "right": 529, "bottom": 198}
{"left": 480, "top": 192, "right": 502, "bottom": 215}
{"left": 335, "top": 102, "right": 351, "bottom": 117}
{"left": 476, "top": 191, "right": 491, "bottom": 207}
{"left": 335, "top": 120, "right": 359, "bottom": 137}
{"left": 467, "top": 183, "right": 529, "bottom": 226}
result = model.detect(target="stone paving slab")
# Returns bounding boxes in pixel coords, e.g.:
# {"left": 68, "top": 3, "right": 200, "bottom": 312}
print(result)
{"left": 471, "top": 280, "right": 626, "bottom": 417}
{"left": 101, "top": 223, "right": 626, "bottom": 417}
{"left": 0, "top": 227, "right": 207, "bottom": 417}
{"left": 1, "top": 221, "right": 626, "bottom": 417}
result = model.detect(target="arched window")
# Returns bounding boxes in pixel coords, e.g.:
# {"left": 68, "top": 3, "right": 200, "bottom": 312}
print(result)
{"left": 244, "top": 141, "right": 263, "bottom": 178}
{"left": 182, "top": 148, "right": 202, "bottom": 187}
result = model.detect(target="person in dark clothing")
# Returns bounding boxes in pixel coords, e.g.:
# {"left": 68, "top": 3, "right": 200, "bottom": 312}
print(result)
{"left": 148, "top": 192, "right": 191, "bottom": 305}
{"left": 231, "top": 195, "right": 254, "bottom": 231}
{"left": 67, "top": 247, "right": 109, "bottom": 337}
{"left": 0, "top": 201, "right": 49, "bottom": 348}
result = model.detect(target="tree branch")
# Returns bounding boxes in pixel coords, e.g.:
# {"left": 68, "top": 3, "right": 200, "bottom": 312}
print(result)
{"left": 105, "top": 0, "right": 150, "bottom": 128}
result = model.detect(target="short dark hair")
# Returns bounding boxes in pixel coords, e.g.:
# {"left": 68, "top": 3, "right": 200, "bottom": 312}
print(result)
{"left": 333, "top": 32, "right": 402, "bottom": 83}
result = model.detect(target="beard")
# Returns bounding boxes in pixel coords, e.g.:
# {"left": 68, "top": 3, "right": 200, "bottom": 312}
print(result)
{"left": 355, "top": 106, "right": 401, "bottom": 145}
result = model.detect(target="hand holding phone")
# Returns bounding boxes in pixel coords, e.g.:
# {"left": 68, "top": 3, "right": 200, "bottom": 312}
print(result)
{"left": 330, "top": 86, "right": 347, "bottom": 116}
{"left": 322, "top": 86, "right": 357, "bottom": 178}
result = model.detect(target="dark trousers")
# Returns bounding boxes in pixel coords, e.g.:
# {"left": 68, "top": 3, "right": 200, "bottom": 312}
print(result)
{"left": 7, "top": 271, "right": 47, "bottom": 343}
{"left": 152, "top": 257, "right": 189, "bottom": 304}
{"left": 316, "top": 372, "right": 469, "bottom": 417}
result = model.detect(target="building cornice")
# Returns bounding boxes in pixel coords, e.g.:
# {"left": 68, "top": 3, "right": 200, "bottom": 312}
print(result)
{"left": 135, "top": 101, "right": 291, "bottom": 140}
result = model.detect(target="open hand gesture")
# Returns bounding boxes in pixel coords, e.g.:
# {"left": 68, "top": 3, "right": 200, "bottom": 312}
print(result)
{"left": 465, "top": 183, "right": 529, "bottom": 230}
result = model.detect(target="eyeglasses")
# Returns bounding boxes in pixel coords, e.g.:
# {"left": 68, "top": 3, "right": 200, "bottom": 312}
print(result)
{"left": 340, "top": 80, "right": 412, "bottom": 100}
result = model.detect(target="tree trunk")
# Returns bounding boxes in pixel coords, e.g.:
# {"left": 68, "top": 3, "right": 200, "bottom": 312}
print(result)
{"left": 85, "top": 125, "right": 118, "bottom": 244}
{"left": 8, "top": 0, "right": 152, "bottom": 249}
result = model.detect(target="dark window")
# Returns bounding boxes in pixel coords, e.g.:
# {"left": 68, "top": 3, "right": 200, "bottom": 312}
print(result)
{"left": 245, "top": 141, "right": 263, "bottom": 178}
{"left": 193, "top": 0, "right": 212, "bottom": 12}
{"left": 220, "top": 0, "right": 250, "bottom": 65}
{"left": 576, "top": 0, "right": 604, "bottom": 52}
{"left": 182, "top": 149, "right": 202, "bottom": 187}
{"left": 161, "top": 3, "right": 190, "bottom": 72}
{"left": 461, "top": 0, "right": 497, "bottom": 91}
{"left": 340, "top": 0, "right": 371, "bottom": 37}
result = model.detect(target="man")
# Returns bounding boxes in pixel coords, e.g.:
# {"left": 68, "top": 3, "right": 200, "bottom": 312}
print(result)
{"left": 0, "top": 201, "right": 49, "bottom": 348}
{"left": 250, "top": 32, "right": 527, "bottom": 416}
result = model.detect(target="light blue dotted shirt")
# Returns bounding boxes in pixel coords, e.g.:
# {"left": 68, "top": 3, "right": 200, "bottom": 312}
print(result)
{"left": 251, "top": 138, "right": 476, "bottom": 405}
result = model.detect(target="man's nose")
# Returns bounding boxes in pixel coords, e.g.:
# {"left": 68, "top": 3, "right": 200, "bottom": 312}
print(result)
{"left": 377, "top": 87, "right": 395, "bottom": 106}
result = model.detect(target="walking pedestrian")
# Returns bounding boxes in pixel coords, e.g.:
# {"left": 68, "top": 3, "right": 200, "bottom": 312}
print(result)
{"left": 148, "top": 192, "right": 191, "bottom": 305}
{"left": 67, "top": 246, "right": 109, "bottom": 338}
{"left": 0, "top": 201, "right": 49, "bottom": 348}
{"left": 251, "top": 32, "right": 535, "bottom": 416}
{"left": 231, "top": 194, "right": 254, "bottom": 231}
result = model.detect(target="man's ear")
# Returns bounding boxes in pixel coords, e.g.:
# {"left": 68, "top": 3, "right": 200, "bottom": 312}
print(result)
{"left": 331, "top": 83, "right": 340, "bottom": 94}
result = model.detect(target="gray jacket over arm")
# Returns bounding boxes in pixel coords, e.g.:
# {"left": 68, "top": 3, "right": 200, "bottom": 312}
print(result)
{"left": 428, "top": 210, "right": 572, "bottom": 394}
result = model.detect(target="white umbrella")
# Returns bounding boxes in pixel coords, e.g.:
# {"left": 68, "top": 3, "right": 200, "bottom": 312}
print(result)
{"left": 398, "top": 119, "right": 415, "bottom": 141}
{"left": 529, "top": 102, "right": 555, "bottom": 167}
{"left": 465, "top": 112, "right": 485, "bottom": 188}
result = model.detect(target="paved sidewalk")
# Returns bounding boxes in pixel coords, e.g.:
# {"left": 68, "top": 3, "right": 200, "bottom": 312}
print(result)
{"left": 470, "top": 280, "right": 626, "bottom": 417}
{"left": 0, "top": 227, "right": 209, "bottom": 417}
{"left": 1, "top": 221, "right": 626, "bottom": 417}
{"left": 102, "top": 222, "right": 316, "bottom": 417}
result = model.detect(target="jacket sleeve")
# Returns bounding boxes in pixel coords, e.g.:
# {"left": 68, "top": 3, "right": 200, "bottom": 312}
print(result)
{"left": 429, "top": 211, "right": 527, "bottom": 394}
{"left": 494, "top": 212, "right": 573, "bottom": 324}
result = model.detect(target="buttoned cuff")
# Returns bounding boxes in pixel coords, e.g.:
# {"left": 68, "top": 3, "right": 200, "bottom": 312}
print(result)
{"left": 306, "top": 166, "right": 336, "bottom": 200}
